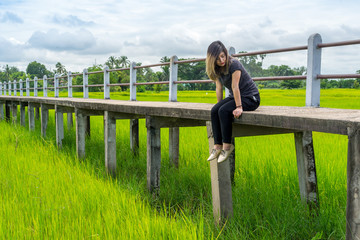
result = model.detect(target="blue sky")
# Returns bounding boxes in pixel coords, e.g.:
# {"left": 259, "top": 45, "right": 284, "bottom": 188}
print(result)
{"left": 0, "top": 0, "right": 359, "bottom": 74}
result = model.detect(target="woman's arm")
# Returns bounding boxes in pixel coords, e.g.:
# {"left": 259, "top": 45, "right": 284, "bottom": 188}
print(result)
{"left": 215, "top": 80, "right": 223, "bottom": 103}
{"left": 231, "top": 70, "right": 243, "bottom": 118}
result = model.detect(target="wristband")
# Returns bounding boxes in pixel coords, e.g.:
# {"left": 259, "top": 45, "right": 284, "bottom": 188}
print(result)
{"left": 236, "top": 105, "right": 242, "bottom": 108}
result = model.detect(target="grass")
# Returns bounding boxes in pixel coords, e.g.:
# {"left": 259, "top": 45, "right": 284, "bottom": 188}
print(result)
{"left": 1, "top": 88, "right": 359, "bottom": 239}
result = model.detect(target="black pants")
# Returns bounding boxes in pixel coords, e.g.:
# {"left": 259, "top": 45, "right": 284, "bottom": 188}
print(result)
{"left": 211, "top": 94, "right": 260, "bottom": 145}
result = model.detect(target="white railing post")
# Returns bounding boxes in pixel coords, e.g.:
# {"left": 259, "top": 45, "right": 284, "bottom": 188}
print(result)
{"left": 4, "top": 81, "right": 7, "bottom": 95}
{"left": 168, "top": 55, "right": 180, "bottom": 167}
{"left": 169, "top": 55, "right": 178, "bottom": 102}
{"left": 83, "top": 69, "right": 88, "bottom": 98}
{"left": 68, "top": 71, "right": 72, "bottom": 98}
{"left": 19, "top": 79, "right": 23, "bottom": 96}
{"left": 26, "top": 78, "right": 30, "bottom": 96}
{"left": 104, "top": 66, "right": 110, "bottom": 99}
{"left": 0, "top": 82, "right": 2, "bottom": 95}
{"left": 306, "top": 33, "right": 322, "bottom": 107}
{"left": 54, "top": 74, "right": 59, "bottom": 97}
{"left": 9, "top": 81, "right": 12, "bottom": 96}
{"left": 129, "top": 62, "right": 137, "bottom": 101}
{"left": 13, "top": 80, "right": 17, "bottom": 96}
{"left": 226, "top": 47, "right": 236, "bottom": 98}
{"left": 34, "top": 77, "right": 38, "bottom": 97}
{"left": 43, "top": 75, "right": 47, "bottom": 97}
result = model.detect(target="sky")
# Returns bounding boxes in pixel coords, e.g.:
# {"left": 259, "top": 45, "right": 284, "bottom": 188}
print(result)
{"left": 0, "top": 0, "right": 359, "bottom": 75}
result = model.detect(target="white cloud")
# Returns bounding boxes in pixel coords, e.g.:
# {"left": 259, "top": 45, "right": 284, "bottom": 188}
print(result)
{"left": 52, "top": 14, "right": 95, "bottom": 27}
{"left": 28, "top": 29, "right": 96, "bottom": 52}
{"left": 0, "top": 11, "right": 23, "bottom": 23}
{"left": 0, "top": 37, "right": 24, "bottom": 62}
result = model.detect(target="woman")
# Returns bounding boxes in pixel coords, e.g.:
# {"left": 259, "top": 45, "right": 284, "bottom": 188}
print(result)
{"left": 206, "top": 40, "right": 260, "bottom": 163}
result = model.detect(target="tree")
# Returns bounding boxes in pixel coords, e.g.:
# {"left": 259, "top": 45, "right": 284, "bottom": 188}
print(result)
{"left": 119, "top": 56, "right": 130, "bottom": 68}
{"left": 55, "top": 62, "right": 67, "bottom": 75}
{"left": 266, "top": 65, "right": 304, "bottom": 89}
{"left": 178, "top": 59, "right": 209, "bottom": 90}
{"left": 87, "top": 64, "right": 103, "bottom": 92}
{"left": 237, "top": 52, "right": 266, "bottom": 77}
{"left": 105, "top": 56, "right": 120, "bottom": 69}
{"left": 160, "top": 56, "right": 170, "bottom": 81}
{"left": 4, "top": 65, "right": 10, "bottom": 81}
{"left": 26, "top": 61, "right": 49, "bottom": 78}
{"left": 0, "top": 65, "right": 25, "bottom": 83}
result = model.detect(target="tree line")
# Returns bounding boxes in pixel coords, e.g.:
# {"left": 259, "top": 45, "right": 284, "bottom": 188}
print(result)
{"left": 0, "top": 54, "right": 359, "bottom": 92}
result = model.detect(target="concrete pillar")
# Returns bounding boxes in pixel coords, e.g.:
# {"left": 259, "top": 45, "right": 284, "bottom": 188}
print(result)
{"left": 26, "top": 78, "right": 29, "bottom": 96}
{"left": 169, "top": 55, "right": 180, "bottom": 168}
{"left": 19, "top": 79, "right": 23, "bottom": 96}
{"left": 129, "top": 62, "right": 138, "bottom": 153}
{"left": 129, "top": 62, "right": 137, "bottom": 101}
{"left": 146, "top": 116, "right": 161, "bottom": 195}
{"left": 85, "top": 116, "right": 91, "bottom": 137}
{"left": 3, "top": 82, "right": 6, "bottom": 95}
{"left": 346, "top": 127, "right": 360, "bottom": 239}
{"left": 54, "top": 74, "right": 59, "bottom": 98}
{"left": 229, "top": 137, "right": 236, "bottom": 184}
{"left": 34, "top": 77, "right": 38, "bottom": 97}
{"left": 20, "top": 102, "right": 26, "bottom": 126}
{"left": 28, "top": 102, "right": 35, "bottom": 130}
{"left": 43, "top": 75, "right": 47, "bottom": 97}
{"left": 206, "top": 121, "right": 233, "bottom": 225}
{"left": 225, "top": 47, "right": 236, "bottom": 98}
{"left": 67, "top": 71, "right": 72, "bottom": 98}
{"left": 8, "top": 81, "right": 11, "bottom": 96}
{"left": 294, "top": 131, "right": 319, "bottom": 210}
{"left": 41, "top": 104, "right": 49, "bottom": 137}
{"left": 76, "top": 108, "right": 86, "bottom": 159}
{"left": 67, "top": 113, "right": 73, "bottom": 130}
{"left": 4, "top": 82, "right": 7, "bottom": 95}
{"left": 13, "top": 80, "right": 17, "bottom": 96}
{"left": 169, "top": 127, "right": 179, "bottom": 168}
{"left": 55, "top": 105, "right": 64, "bottom": 148}
{"left": 169, "top": 55, "right": 178, "bottom": 102}
{"left": 0, "top": 101, "right": 4, "bottom": 120}
{"left": 11, "top": 103, "right": 17, "bottom": 124}
{"left": 130, "top": 119, "right": 139, "bottom": 154}
{"left": 306, "top": 33, "right": 322, "bottom": 107}
{"left": 104, "top": 66, "right": 110, "bottom": 99}
{"left": 35, "top": 107, "right": 40, "bottom": 120}
{"left": 83, "top": 69, "right": 88, "bottom": 99}
{"left": 5, "top": 101, "right": 10, "bottom": 122}
{"left": 104, "top": 111, "right": 117, "bottom": 177}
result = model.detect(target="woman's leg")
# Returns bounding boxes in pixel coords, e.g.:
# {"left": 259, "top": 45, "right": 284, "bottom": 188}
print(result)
{"left": 218, "top": 99, "right": 236, "bottom": 145}
{"left": 210, "top": 97, "right": 233, "bottom": 146}
{"left": 218, "top": 94, "right": 261, "bottom": 145}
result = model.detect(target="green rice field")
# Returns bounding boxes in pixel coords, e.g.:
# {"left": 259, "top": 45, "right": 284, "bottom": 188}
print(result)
{"left": 0, "top": 88, "right": 359, "bottom": 239}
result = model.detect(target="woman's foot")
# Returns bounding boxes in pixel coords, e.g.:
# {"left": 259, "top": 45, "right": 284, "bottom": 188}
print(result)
{"left": 218, "top": 144, "right": 235, "bottom": 163}
{"left": 207, "top": 149, "right": 221, "bottom": 161}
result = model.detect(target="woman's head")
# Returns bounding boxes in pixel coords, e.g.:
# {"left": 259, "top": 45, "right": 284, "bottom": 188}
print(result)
{"left": 206, "top": 40, "right": 230, "bottom": 80}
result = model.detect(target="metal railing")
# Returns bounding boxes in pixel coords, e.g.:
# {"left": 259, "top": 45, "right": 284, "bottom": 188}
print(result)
{"left": 0, "top": 33, "right": 359, "bottom": 107}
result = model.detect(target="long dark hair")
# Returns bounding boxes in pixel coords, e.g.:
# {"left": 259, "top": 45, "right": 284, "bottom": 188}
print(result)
{"left": 206, "top": 40, "right": 230, "bottom": 81}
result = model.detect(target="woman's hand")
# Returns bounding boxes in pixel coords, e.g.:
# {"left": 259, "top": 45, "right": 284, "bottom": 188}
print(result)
{"left": 233, "top": 107, "right": 243, "bottom": 119}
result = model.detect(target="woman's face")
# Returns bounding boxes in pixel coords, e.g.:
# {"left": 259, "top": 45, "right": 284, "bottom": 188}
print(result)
{"left": 216, "top": 52, "right": 226, "bottom": 67}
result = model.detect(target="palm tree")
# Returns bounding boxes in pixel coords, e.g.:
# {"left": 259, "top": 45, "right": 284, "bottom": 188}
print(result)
{"left": 119, "top": 56, "right": 130, "bottom": 68}
{"left": 105, "top": 56, "right": 118, "bottom": 69}
{"left": 55, "top": 62, "right": 66, "bottom": 75}
{"left": 4, "top": 65, "right": 10, "bottom": 81}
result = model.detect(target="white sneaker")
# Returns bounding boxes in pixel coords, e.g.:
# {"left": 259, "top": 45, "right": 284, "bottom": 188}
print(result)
{"left": 207, "top": 149, "right": 221, "bottom": 161}
{"left": 217, "top": 145, "right": 235, "bottom": 163}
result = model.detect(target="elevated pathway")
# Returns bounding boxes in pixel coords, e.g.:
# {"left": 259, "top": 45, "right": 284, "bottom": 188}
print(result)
{"left": 1, "top": 96, "right": 360, "bottom": 238}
